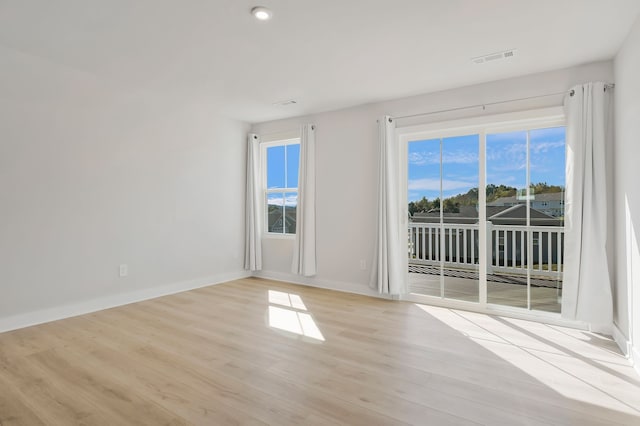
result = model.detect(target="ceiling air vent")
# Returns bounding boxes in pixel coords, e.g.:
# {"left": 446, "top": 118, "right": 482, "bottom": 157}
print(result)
{"left": 472, "top": 49, "right": 517, "bottom": 64}
{"left": 273, "top": 99, "right": 297, "bottom": 106}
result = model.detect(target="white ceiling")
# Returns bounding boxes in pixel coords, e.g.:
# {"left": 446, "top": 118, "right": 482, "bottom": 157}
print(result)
{"left": 0, "top": 0, "right": 639, "bottom": 123}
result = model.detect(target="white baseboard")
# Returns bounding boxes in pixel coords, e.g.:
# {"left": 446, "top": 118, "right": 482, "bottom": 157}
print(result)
{"left": 613, "top": 323, "right": 632, "bottom": 357}
{"left": 0, "top": 270, "right": 252, "bottom": 334}
{"left": 253, "top": 270, "right": 394, "bottom": 300}
{"left": 608, "top": 325, "right": 640, "bottom": 378}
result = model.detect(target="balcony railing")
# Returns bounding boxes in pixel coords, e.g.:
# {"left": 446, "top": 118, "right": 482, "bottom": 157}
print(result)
{"left": 408, "top": 222, "right": 564, "bottom": 278}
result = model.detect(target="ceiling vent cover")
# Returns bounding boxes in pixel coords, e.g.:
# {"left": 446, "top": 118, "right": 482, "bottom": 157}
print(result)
{"left": 472, "top": 49, "right": 517, "bottom": 64}
{"left": 273, "top": 99, "right": 297, "bottom": 106}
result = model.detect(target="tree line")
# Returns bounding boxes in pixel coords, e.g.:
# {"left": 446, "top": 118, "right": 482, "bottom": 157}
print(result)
{"left": 409, "top": 182, "right": 564, "bottom": 215}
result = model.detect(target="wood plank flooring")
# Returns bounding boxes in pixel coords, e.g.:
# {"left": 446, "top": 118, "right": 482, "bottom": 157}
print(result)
{"left": 1, "top": 277, "right": 639, "bottom": 425}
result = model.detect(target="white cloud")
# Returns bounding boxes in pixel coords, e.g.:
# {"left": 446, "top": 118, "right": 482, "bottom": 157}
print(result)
{"left": 409, "top": 149, "right": 478, "bottom": 166}
{"left": 408, "top": 178, "right": 476, "bottom": 192}
{"left": 408, "top": 151, "right": 439, "bottom": 166}
{"left": 442, "top": 150, "right": 478, "bottom": 164}
{"left": 486, "top": 140, "right": 564, "bottom": 163}
{"left": 486, "top": 143, "right": 526, "bottom": 163}
{"left": 530, "top": 140, "right": 565, "bottom": 154}
{"left": 267, "top": 194, "right": 298, "bottom": 207}
{"left": 408, "top": 178, "right": 440, "bottom": 191}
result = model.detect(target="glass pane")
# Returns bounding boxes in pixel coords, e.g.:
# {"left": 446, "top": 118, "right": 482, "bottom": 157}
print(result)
{"left": 267, "top": 193, "right": 285, "bottom": 233}
{"left": 267, "top": 146, "right": 285, "bottom": 189}
{"left": 442, "top": 134, "right": 479, "bottom": 303}
{"left": 284, "top": 191, "right": 298, "bottom": 234}
{"left": 486, "top": 131, "right": 528, "bottom": 309}
{"left": 407, "top": 138, "right": 442, "bottom": 298}
{"left": 529, "top": 127, "right": 565, "bottom": 313}
{"left": 286, "top": 144, "right": 300, "bottom": 189}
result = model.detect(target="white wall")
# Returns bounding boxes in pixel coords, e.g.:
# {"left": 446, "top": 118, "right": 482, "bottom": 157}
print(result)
{"left": 251, "top": 61, "right": 614, "bottom": 297}
{"left": 0, "top": 47, "right": 249, "bottom": 330}
{"left": 614, "top": 15, "right": 640, "bottom": 367}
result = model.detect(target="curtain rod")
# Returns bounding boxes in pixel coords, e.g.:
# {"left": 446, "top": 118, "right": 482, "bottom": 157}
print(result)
{"left": 391, "top": 83, "right": 615, "bottom": 121}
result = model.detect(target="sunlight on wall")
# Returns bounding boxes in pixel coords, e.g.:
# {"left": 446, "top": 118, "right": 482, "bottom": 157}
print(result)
{"left": 268, "top": 290, "right": 325, "bottom": 341}
{"left": 626, "top": 196, "right": 639, "bottom": 348}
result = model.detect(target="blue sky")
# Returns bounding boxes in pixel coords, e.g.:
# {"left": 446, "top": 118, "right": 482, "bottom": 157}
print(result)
{"left": 267, "top": 144, "right": 299, "bottom": 189}
{"left": 408, "top": 127, "right": 566, "bottom": 202}
{"left": 267, "top": 144, "right": 300, "bottom": 206}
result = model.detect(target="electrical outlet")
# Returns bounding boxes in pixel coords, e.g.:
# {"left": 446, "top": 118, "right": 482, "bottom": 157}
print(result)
{"left": 359, "top": 259, "right": 366, "bottom": 270}
{"left": 119, "top": 264, "right": 128, "bottom": 277}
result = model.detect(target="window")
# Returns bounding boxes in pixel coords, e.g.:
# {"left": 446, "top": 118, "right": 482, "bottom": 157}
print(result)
{"left": 263, "top": 138, "right": 300, "bottom": 235}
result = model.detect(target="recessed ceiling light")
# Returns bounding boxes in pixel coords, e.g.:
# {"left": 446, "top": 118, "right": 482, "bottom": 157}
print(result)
{"left": 251, "top": 6, "right": 272, "bottom": 21}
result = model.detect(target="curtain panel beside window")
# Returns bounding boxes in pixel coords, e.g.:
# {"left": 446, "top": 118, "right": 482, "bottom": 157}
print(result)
{"left": 292, "top": 124, "right": 317, "bottom": 276}
{"left": 244, "top": 133, "right": 262, "bottom": 271}
{"left": 370, "top": 116, "right": 405, "bottom": 295}
{"left": 563, "top": 81, "right": 613, "bottom": 333}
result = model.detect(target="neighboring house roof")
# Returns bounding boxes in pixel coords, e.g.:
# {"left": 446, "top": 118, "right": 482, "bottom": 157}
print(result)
{"left": 416, "top": 205, "right": 479, "bottom": 217}
{"left": 489, "top": 204, "right": 555, "bottom": 219}
{"left": 486, "top": 206, "right": 508, "bottom": 217}
{"left": 487, "top": 192, "right": 564, "bottom": 206}
{"left": 412, "top": 203, "right": 558, "bottom": 223}
{"left": 268, "top": 206, "right": 297, "bottom": 232}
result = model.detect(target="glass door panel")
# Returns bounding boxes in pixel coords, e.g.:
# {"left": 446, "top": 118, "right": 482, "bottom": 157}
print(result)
{"left": 442, "top": 135, "right": 480, "bottom": 302}
{"left": 407, "top": 134, "right": 480, "bottom": 303}
{"left": 485, "top": 127, "right": 566, "bottom": 312}
{"left": 407, "top": 138, "right": 442, "bottom": 298}
{"left": 486, "top": 131, "right": 529, "bottom": 308}
{"left": 528, "top": 127, "right": 565, "bottom": 313}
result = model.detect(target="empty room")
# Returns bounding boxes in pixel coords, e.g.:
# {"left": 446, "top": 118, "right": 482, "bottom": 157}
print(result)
{"left": 2, "top": 1, "right": 640, "bottom": 424}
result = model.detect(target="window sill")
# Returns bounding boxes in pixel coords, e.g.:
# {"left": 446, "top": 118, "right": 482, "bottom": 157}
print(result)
{"left": 263, "top": 233, "right": 296, "bottom": 240}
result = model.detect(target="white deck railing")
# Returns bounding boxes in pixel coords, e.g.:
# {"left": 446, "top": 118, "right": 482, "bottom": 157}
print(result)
{"left": 408, "top": 222, "right": 564, "bottom": 278}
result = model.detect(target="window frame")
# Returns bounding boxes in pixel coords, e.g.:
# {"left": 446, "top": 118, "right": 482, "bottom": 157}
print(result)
{"left": 261, "top": 137, "right": 301, "bottom": 239}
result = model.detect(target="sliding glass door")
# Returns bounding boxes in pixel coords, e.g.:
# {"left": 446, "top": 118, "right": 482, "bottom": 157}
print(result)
{"left": 403, "top": 111, "right": 565, "bottom": 316}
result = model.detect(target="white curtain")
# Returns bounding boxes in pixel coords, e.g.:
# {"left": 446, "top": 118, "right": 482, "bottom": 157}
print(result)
{"left": 292, "top": 124, "right": 317, "bottom": 276}
{"left": 563, "top": 82, "right": 613, "bottom": 333}
{"left": 244, "top": 133, "right": 262, "bottom": 271}
{"left": 370, "top": 116, "right": 405, "bottom": 295}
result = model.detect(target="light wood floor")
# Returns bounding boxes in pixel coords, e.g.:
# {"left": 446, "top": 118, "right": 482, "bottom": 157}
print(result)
{"left": 1, "top": 277, "right": 639, "bottom": 425}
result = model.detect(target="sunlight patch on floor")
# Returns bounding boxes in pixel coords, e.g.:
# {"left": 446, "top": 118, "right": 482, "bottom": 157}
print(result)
{"left": 269, "top": 290, "right": 308, "bottom": 310}
{"left": 268, "top": 291, "right": 324, "bottom": 342}
{"left": 414, "top": 303, "right": 640, "bottom": 416}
